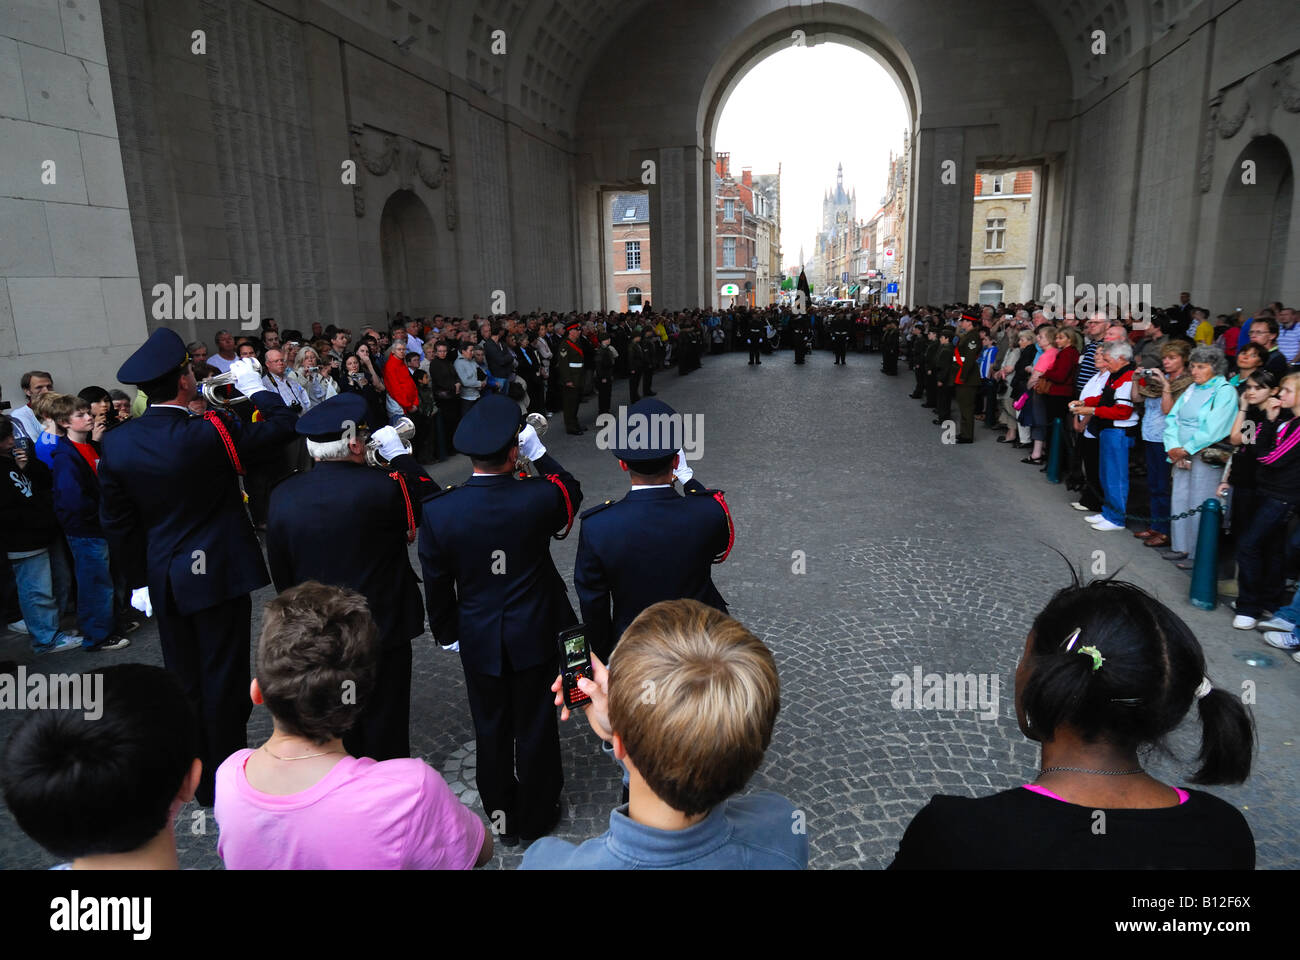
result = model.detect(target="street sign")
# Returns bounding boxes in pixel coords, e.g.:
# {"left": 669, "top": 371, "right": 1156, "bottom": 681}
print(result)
{"left": 720, "top": 283, "right": 739, "bottom": 296}
{"left": 884, "top": 248, "right": 895, "bottom": 261}
{"left": 887, "top": 282, "right": 899, "bottom": 293}
{"left": 841, "top": 272, "right": 848, "bottom": 283}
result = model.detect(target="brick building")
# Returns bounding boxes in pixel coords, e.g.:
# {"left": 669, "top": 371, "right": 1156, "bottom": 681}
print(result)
{"left": 967, "top": 169, "right": 1037, "bottom": 305}
{"left": 714, "top": 153, "right": 757, "bottom": 306}
{"left": 610, "top": 192, "right": 651, "bottom": 312}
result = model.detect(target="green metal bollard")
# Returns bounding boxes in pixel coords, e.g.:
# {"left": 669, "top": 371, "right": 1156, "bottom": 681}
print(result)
{"left": 1045, "top": 418, "right": 1064, "bottom": 484}
{"left": 1189, "top": 498, "right": 1223, "bottom": 610}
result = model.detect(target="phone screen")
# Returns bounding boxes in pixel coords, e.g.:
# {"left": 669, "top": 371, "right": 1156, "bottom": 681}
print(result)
{"left": 559, "top": 628, "right": 592, "bottom": 708}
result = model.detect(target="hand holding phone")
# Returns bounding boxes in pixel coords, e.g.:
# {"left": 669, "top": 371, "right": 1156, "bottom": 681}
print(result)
{"left": 551, "top": 642, "right": 611, "bottom": 742}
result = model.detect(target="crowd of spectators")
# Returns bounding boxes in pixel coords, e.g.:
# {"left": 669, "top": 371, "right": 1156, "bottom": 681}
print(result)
{"left": 891, "top": 297, "right": 1300, "bottom": 665}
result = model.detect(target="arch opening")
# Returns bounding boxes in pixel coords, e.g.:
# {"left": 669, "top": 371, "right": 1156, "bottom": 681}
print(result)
{"left": 380, "top": 189, "right": 437, "bottom": 318}
{"left": 1213, "top": 136, "right": 1293, "bottom": 312}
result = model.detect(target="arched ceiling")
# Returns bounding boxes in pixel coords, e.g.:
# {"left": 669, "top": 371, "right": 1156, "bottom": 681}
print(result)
{"left": 315, "top": 1, "right": 1185, "bottom": 137}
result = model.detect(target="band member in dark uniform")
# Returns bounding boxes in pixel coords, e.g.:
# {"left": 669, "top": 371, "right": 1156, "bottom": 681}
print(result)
{"left": 574, "top": 398, "right": 733, "bottom": 663}
{"left": 909, "top": 326, "right": 928, "bottom": 398}
{"left": 953, "top": 314, "right": 983, "bottom": 443}
{"left": 831, "top": 312, "right": 852, "bottom": 365}
{"left": 418, "top": 395, "right": 582, "bottom": 845}
{"left": 791, "top": 313, "right": 811, "bottom": 365}
{"left": 99, "top": 328, "right": 296, "bottom": 805}
{"left": 746, "top": 310, "right": 764, "bottom": 365}
{"left": 266, "top": 394, "right": 436, "bottom": 760}
{"left": 881, "top": 322, "right": 900, "bottom": 376}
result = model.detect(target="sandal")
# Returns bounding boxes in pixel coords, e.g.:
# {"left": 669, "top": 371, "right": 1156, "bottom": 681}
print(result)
{"left": 1020, "top": 456, "right": 1045, "bottom": 465}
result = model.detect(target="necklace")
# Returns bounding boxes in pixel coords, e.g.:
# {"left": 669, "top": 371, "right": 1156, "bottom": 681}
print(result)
{"left": 1038, "top": 765, "right": 1143, "bottom": 776}
{"left": 261, "top": 742, "right": 345, "bottom": 762}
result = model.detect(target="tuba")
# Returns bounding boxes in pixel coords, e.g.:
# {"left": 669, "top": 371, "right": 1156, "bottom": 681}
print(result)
{"left": 366, "top": 417, "right": 415, "bottom": 468}
{"left": 516, "top": 412, "right": 548, "bottom": 477}
{"left": 199, "top": 357, "right": 262, "bottom": 407}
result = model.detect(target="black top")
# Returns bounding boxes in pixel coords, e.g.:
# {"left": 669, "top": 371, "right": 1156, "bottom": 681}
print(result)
{"left": 1255, "top": 414, "right": 1300, "bottom": 504}
{"left": 888, "top": 786, "right": 1254, "bottom": 869}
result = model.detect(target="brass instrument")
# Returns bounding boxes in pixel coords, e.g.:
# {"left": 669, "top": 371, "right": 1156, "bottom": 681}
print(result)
{"left": 366, "top": 417, "right": 415, "bottom": 468}
{"left": 198, "top": 357, "right": 262, "bottom": 407}
{"left": 516, "top": 412, "right": 548, "bottom": 477}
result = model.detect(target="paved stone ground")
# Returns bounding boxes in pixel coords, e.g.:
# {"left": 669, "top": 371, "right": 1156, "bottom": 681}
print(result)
{"left": 1, "top": 345, "right": 1296, "bottom": 870}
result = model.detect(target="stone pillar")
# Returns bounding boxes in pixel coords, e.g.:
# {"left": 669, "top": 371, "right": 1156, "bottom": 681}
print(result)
{"left": 0, "top": 0, "right": 148, "bottom": 398}
{"left": 908, "top": 127, "right": 972, "bottom": 306}
{"left": 648, "top": 145, "right": 708, "bottom": 310}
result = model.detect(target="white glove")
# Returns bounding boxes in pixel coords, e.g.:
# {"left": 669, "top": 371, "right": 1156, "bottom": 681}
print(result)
{"left": 441, "top": 641, "right": 460, "bottom": 652}
{"left": 672, "top": 448, "right": 694, "bottom": 485}
{"left": 130, "top": 587, "right": 153, "bottom": 618}
{"left": 518, "top": 424, "right": 546, "bottom": 463}
{"left": 370, "top": 425, "right": 407, "bottom": 462}
{"left": 230, "top": 358, "right": 265, "bottom": 398}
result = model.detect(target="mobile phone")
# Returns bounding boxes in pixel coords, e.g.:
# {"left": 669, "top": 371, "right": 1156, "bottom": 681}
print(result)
{"left": 556, "top": 625, "right": 593, "bottom": 709}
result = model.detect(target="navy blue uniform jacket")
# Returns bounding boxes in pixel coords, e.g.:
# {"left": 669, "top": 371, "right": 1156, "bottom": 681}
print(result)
{"left": 575, "top": 477, "right": 732, "bottom": 657}
{"left": 99, "top": 395, "right": 296, "bottom": 615}
{"left": 418, "top": 453, "right": 581, "bottom": 676}
{"left": 267, "top": 453, "right": 436, "bottom": 648}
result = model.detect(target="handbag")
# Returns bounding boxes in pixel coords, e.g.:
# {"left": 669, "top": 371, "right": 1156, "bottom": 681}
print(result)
{"left": 1033, "top": 377, "right": 1052, "bottom": 395}
{"left": 1013, "top": 392, "right": 1029, "bottom": 411}
{"left": 1198, "top": 441, "right": 1234, "bottom": 466}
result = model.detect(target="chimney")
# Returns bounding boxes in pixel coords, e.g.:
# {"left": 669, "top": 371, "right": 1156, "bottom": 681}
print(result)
{"left": 716, "top": 152, "right": 730, "bottom": 177}
{"left": 742, "top": 167, "right": 752, "bottom": 186}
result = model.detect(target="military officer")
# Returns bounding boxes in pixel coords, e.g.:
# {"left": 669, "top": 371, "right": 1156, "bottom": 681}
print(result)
{"left": 791, "top": 312, "right": 811, "bottom": 364}
{"left": 266, "top": 394, "right": 437, "bottom": 761}
{"left": 830, "top": 311, "right": 852, "bottom": 365}
{"left": 418, "top": 394, "right": 582, "bottom": 845}
{"left": 556, "top": 321, "right": 585, "bottom": 434}
{"left": 99, "top": 328, "right": 296, "bottom": 805}
{"left": 575, "top": 398, "right": 733, "bottom": 663}
{"left": 953, "top": 313, "right": 983, "bottom": 443}
{"left": 745, "top": 310, "right": 764, "bottom": 365}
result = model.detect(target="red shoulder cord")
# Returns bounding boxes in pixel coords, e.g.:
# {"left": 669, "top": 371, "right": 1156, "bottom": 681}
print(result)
{"left": 712, "top": 490, "right": 734, "bottom": 563}
{"left": 546, "top": 473, "right": 575, "bottom": 540}
{"left": 388, "top": 471, "right": 417, "bottom": 543}
{"left": 203, "top": 411, "right": 244, "bottom": 475}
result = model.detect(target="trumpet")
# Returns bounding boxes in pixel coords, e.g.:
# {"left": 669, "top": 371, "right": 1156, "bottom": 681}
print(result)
{"left": 199, "top": 358, "right": 262, "bottom": 407}
{"left": 516, "top": 413, "right": 548, "bottom": 477}
{"left": 366, "top": 417, "right": 415, "bottom": 468}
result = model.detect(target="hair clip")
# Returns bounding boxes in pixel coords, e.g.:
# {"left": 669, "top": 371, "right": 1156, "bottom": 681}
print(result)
{"left": 1194, "top": 677, "right": 1213, "bottom": 699}
{"left": 1077, "top": 645, "right": 1105, "bottom": 671}
{"left": 1061, "top": 627, "right": 1082, "bottom": 652}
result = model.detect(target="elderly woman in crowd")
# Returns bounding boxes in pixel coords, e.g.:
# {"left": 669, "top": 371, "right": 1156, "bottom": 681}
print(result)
{"left": 1132, "top": 340, "right": 1193, "bottom": 549}
{"left": 292, "top": 347, "right": 338, "bottom": 408}
{"left": 1162, "top": 346, "right": 1238, "bottom": 567}
{"left": 998, "top": 329, "right": 1035, "bottom": 448}
{"left": 1070, "top": 340, "right": 1139, "bottom": 532}
{"left": 382, "top": 339, "right": 420, "bottom": 427}
{"left": 890, "top": 577, "right": 1255, "bottom": 868}
{"left": 1020, "top": 323, "right": 1058, "bottom": 465}
{"left": 1228, "top": 372, "right": 1300, "bottom": 631}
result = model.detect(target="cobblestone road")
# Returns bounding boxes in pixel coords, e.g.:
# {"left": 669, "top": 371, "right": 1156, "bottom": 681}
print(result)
{"left": 2, "top": 347, "right": 1295, "bottom": 869}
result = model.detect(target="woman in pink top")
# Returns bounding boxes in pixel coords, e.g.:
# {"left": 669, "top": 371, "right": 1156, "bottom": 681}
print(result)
{"left": 1020, "top": 323, "right": 1059, "bottom": 464}
{"left": 214, "top": 582, "right": 493, "bottom": 870}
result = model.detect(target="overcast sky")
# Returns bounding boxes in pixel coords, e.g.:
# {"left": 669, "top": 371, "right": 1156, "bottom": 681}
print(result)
{"left": 715, "top": 43, "right": 909, "bottom": 274}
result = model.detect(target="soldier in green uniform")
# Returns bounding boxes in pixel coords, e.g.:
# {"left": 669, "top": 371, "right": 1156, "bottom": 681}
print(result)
{"left": 557, "top": 321, "right": 585, "bottom": 435}
{"left": 953, "top": 313, "right": 983, "bottom": 443}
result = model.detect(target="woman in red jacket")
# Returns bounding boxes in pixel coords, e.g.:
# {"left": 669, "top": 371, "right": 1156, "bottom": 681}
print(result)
{"left": 1042, "top": 327, "right": 1082, "bottom": 427}
{"left": 382, "top": 341, "right": 420, "bottom": 426}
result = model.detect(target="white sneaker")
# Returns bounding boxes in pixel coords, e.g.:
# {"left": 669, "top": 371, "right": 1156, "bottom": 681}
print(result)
{"left": 1091, "top": 519, "right": 1125, "bottom": 531}
{"left": 1232, "top": 615, "right": 1258, "bottom": 630}
{"left": 1070, "top": 502, "right": 1089, "bottom": 511}
{"left": 7, "top": 620, "right": 29, "bottom": 635}
{"left": 1084, "top": 514, "right": 1105, "bottom": 524}
{"left": 1262, "top": 631, "right": 1300, "bottom": 650}
{"left": 37, "top": 635, "right": 83, "bottom": 655}
{"left": 1256, "top": 617, "right": 1296, "bottom": 633}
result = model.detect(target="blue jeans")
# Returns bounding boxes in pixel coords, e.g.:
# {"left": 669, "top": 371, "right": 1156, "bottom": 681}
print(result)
{"left": 9, "top": 549, "right": 74, "bottom": 650}
{"left": 1099, "top": 429, "right": 1134, "bottom": 525}
{"left": 66, "top": 536, "right": 114, "bottom": 646}
{"left": 1144, "top": 440, "right": 1172, "bottom": 534}
{"left": 1273, "top": 584, "right": 1300, "bottom": 639}
{"left": 1235, "top": 496, "right": 1295, "bottom": 618}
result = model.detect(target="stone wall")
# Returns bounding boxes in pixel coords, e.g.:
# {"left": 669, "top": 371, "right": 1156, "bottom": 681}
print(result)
{"left": 0, "top": 0, "right": 147, "bottom": 403}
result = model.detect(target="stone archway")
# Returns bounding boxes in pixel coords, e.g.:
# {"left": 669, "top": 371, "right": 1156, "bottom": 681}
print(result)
{"left": 380, "top": 189, "right": 437, "bottom": 318}
{"left": 1213, "top": 136, "right": 1294, "bottom": 311}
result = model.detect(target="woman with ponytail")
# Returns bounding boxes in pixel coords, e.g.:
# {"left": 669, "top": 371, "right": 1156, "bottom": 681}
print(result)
{"left": 890, "top": 577, "right": 1256, "bottom": 868}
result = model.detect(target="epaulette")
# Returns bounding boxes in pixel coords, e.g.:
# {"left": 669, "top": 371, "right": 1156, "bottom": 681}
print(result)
{"left": 579, "top": 498, "right": 617, "bottom": 520}
{"left": 687, "top": 486, "right": 724, "bottom": 497}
